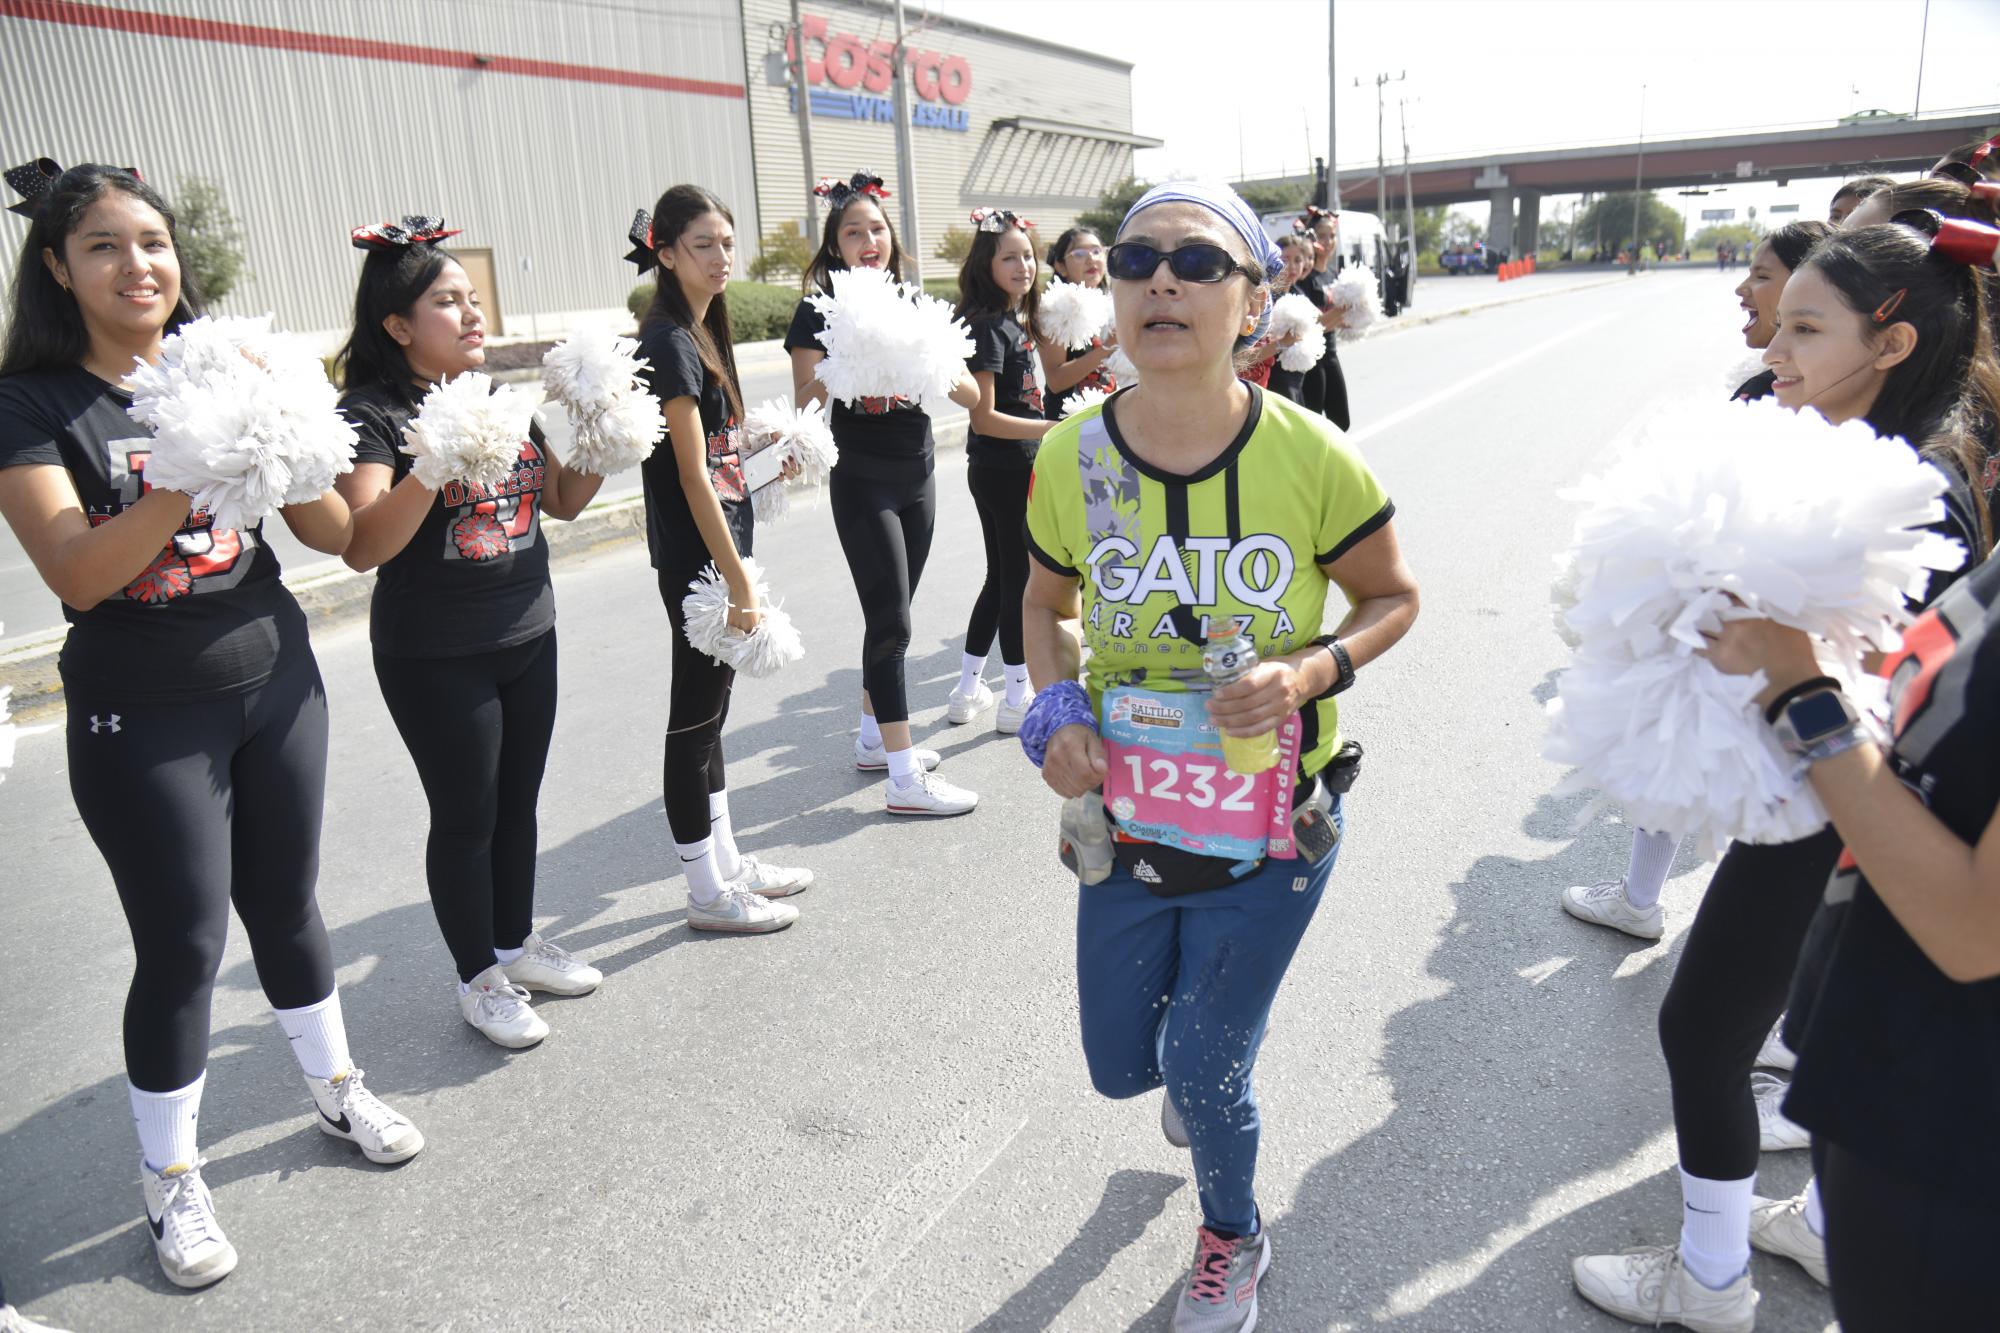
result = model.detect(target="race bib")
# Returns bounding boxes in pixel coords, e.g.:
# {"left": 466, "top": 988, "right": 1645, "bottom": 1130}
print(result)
{"left": 1101, "top": 685, "right": 1302, "bottom": 862}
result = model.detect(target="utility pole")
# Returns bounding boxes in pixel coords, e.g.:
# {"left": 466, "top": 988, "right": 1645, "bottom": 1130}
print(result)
{"left": 1914, "top": 0, "right": 1931, "bottom": 116}
{"left": 788, "top": 0, "right": 819, "bottom": 237}
{"left": 1326, "top": 0, "right": 1340, "bottom": 208}
{"left": 1357, "top": 70, "right": 1405, "bottom": 222}
{"left": 1630, "top": 83, "right": 1647, "bottom": 274}
{"left": 1399, "top": 95, "right": 1416, "bottom": 308}
{"left": 889, "top": 0, "right": 923, "bottom": 282}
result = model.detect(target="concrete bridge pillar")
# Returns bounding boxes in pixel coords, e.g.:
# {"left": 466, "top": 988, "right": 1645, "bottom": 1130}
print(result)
{"left": 1475, "top": 166, "right": 1514, "bottom": 256}
{"left": 1516, "top": 190, "right": 1542, "bottom": 257}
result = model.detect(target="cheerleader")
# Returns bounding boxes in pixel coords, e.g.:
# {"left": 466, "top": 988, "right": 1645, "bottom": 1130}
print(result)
{"left": 334, "top": 216, "right": 605, "bottom": 1048}
{"left": 632, "top": 185, "right": 811, "bottom": 929}
{"left": 1038, "top": 225, "right": 1120, "bottom": 420}
{"left": 1294, "top": 206, "right": 1353, "bottom": 430}
{"left": 785, "top": 172, "right": 979, "bottom": 816}
{"left": 949, "top": 207, "right": 1052, "bottom": 734}
{"left": 1244, "top": 233, "right": 1316, "bottom": 402}
{"left": 0, "top": 162, "right": 421, "bottom": 1290}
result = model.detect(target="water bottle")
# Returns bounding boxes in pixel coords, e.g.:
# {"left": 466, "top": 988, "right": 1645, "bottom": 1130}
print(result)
{"left": 1059, "top": 792, "right": 1113, "bottom": 885}
{"left": 1202, "top": 617, "right": 1279, "bottom": 775}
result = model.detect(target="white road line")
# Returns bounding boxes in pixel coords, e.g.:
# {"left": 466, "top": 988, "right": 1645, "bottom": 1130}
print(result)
{"left": 1345, "top": 313, "right": 1615, "bottom": 447}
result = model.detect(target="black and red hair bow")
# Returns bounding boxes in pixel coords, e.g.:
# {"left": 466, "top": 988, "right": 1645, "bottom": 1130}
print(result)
{"left": 6, "top": 158, "right": 142, "bottom": 218}
{"left": 1298, "top": 205, "right": 1336, "bottom": 230}
{"left": 814, "top": 172, "right": 890, "bottom": 209}
{"left": 1892, "top": 207, "right": 2000, "bottom": 271}
{"left": 624, "top": 209, "right": 656, "bottom": 273}
{"left": 970, "top": 206, "right": 1031, "bottom": 235}
{"left": 1934, "top": 133, "right": 2000, "bottom": 188}
{"left": 351, "top": 215, "right": 461, "bottom": 252}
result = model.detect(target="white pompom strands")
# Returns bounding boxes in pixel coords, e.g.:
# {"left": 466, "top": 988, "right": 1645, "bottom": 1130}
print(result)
{"left": 401, "top": 373, "right": 542, "bottom": 491}
{"left": 1037, "top": 280, "right": 1114, "bottom": 351}
{"left": 806, "top": 266, "right": 973, "bottom": 408}
{"left": 741, "top": 399, "right": 839, "bottom": 524}
{"left": 1326, "top": 266, "right": 1383, "bottom": 341}
{"left": 1544, "top": 396, "right": 1966, "bottom": 848}
{"left": 123, "top": 314, "right": 358, "bottom": 531}
{"left": 1268, "top": 293, "right": 1328, "bottom": 372}
{"left": 541, "top": 328, "right": 663, "bottom": 476}
{"left": 1060, "top": 387, "right": 1111, "bottom": 418}
{"left": 680, "top": 559, "right": 805, "bottom": 677}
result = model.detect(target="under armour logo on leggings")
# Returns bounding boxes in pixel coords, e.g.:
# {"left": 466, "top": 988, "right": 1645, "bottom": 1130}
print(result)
{"left": 89, "top": 714, "right": 122, "bottom": 734}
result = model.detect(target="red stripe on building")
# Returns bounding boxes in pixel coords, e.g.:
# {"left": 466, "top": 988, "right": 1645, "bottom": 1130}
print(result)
{"left": 0, "top": 0, "right": 746, "bottom": 99}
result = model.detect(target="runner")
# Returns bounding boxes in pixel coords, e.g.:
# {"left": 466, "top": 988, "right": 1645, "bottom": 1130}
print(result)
{"left": 1039, "top": 225, "right": 1120, "bottom": 421}
{"left": 0, "top": 162, "right": 422, "bottom": 1291}
{"left": 1021, "top": 181, "right": 1417, "bottom": 1332}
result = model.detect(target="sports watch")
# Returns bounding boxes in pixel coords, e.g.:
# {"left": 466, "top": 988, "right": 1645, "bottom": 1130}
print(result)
{"left": 1766, "top": 683, "right": 1874, "bottom": 773}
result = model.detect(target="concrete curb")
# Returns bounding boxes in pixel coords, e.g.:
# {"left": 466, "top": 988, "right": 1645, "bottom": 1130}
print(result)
{"left": 1368, "top": 272, "right": 1634, "bottom": 341}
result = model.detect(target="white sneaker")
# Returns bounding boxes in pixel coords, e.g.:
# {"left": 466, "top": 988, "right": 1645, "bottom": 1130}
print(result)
{"left": 306, "top": 1067, "right": 425, "bottom": 1164}
{"left": 996, "top": 692, "right": 1033, "bottom": 735}
{"left": 946, "top": 680, "right": 994, "bottom": 724}
{"left": 687, "top": 884, "right": 799, "bottom": 933}
{"left": 1749, "top": 1190, "right": 1829, "bottom": 1286}
{"left": 0, "top": 1303, "right": 73, "bottom": 1333}
{"left": 886, "top": 770, "right": 979, "bottom": 816}
{"left": 459, "top": 964, "right": 549, "bottom": 1048}
{"left": 141, "top": 1156, "right": 237, "bottom": 1290}
{"left": 853, "top": 739, "right": 941, "bottom": 772}
{"left": 732, "top": 853, "right": 814, "bottom": 898}
{"left": 1160, "top": 1090, "right": 1190, "bottom": 1149}
{"left": 1753, "top": 1072, "right": 1811, "bottom": 1151}
{"left": 1561, "top": 878, "right": 1666, "bottom": 940}
{"left": 504, "top": 932, "right": 603, "bottom": 996}
{"left": 1571, "top": 1245, "right": 1757, "bottom": 1332}
{"left": 1754, "top": 1019, "right": 1797, "bottom": 1072}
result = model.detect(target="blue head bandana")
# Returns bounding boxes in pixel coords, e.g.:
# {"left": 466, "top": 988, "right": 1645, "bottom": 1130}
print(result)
{"left": 1119, "top": 181, "right": 1287, "bottom": 283}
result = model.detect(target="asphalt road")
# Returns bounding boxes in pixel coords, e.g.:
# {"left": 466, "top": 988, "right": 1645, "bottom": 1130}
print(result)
{"left": 0, "top": 267, "right": 1837, "bottom": 1332}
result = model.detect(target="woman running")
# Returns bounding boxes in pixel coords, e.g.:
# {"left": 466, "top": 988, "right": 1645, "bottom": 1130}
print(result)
{"left": 632, "top": 185, "right": 811, "bottom": 931}
{"left": 335, "top": 216, "right": 605, "bottom": 1049}
{"left": 1021, "top": 181, "right": 1417, "bottom": 1332}
{"left": 949, "top": 207, "right": 1052, "bottom": 735}
{"left": 1039, "top": 225, "right": 1121, "bottom": 421}
{"left": 0, "top": 162, "right": 422, "bottom": 1290}
{"left": 785, "top": 172, "right": 978, "bottom": 816}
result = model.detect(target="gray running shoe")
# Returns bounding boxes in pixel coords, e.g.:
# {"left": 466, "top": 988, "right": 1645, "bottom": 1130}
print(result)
{"left": 1172, "top": 1226, "right": 1270, "bottom": 1333}
{"left": 1160, "top": 1090, "right": 1190, "bottom": 1149}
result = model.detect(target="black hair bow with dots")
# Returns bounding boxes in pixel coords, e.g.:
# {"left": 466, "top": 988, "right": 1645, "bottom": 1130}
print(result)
{"left": 624, "top": 210, "right": 656, "bottom": 273}
{"left": 6, "top": 158, "right": 142, "bottom": 218}
{"left": 350, "top": 216, "right": 461, "bottom": 252}
{"left": 814, "top": 172, "right": 890, "bottom": 209}
{"left": 970, "top": 206, "right": 1031, "bottom": 235}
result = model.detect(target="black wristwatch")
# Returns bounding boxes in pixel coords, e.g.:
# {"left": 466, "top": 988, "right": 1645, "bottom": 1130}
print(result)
{"left": 1309, "top": 635, "right": 1354, "bottom": 699}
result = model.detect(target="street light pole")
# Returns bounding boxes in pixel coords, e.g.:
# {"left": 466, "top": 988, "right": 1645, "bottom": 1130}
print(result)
{"left": 1630, "top": 83, "right": 1647, "bottom": 273}
{"left": 890, "top": 0, "right": 923, "bottom": 283}
{"left": 1326, "top": 0, "right": 1340, "bottom": 208}
{"left": 1358, "top": 70, "right": 1405, "bottom": 223}
{"left": 788, "top": 0, "right": 818, "bottom": 237}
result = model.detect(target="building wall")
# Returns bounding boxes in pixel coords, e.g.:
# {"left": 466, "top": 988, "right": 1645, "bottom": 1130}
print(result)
{"left": 0, "top": 0, "right": 758, "bottom": 339}
{"left": 741, "top": 0, "right": 1138, "bottom": 286}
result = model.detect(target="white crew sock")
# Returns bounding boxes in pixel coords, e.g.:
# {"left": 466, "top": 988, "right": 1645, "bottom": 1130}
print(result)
{"left": 1623, "top": 828, "right": 1680, "bottom": 911}
{"left": 1804, "top": 1176, "right": 1825, "bottom": 1237}
{"left": 859, "top": 709, "right": 883, "bottom": 751}
{"left": 1003, "top": 663, "right": 1032, "bottom": 708}
{"left": 1678, "top": 1167, "right": 1754, "bottom": 1290}
{"left": 676, "top": 835, "right": 729, "bottom": 906}
{"left": 708, "top": 791, "right": 743, "bottom": 882}
{"left": 885, "top": 747, "right": 922, "bottom": 786}
{"left": 957, "top": 652, "right": 988, "bottom": 697}
{"left": 130, "top": 1072, "right": 205, "bottom": 1172}
{"left": 494, "top": 944, "right": 525, "bottom": 966}
{"left": 273, "top": 990, "right": 352, "bottom": 1081}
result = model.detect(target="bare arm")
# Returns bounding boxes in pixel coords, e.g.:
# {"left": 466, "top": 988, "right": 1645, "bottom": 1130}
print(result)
{"left": 539, "top": 437, "right": 605, "bottom": 521}
{"left": 662, "top": 395, "right": 758, "bottom": 629}
{"left": 276, "top": 489, "right": 354, "bottom": 555}
{"left": 790, "top": 348, "right": 828, "bottom": 411}
{"left": 969, "top": 371, "right": 1054, "bottom": 441}
{"left": 0, "top": 463, "right": 192, "bottom": 611}
{"left": 335, "top": 462, "right": 434, "bottom": 573}
{"left": 1037, "top": 339, "right": 1112, "bottom": 394}
{"left": 1026, "top": 558, "right": 1106, "bottom": 796}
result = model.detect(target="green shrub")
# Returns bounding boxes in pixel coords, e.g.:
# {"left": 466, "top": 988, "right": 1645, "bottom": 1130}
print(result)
{"left": 626, "top": 278, "right": 801, "bottom": 343}
{"left": 933, "top": 225, "right": 973, "bottom": 265}
{"left": 749, "top": 220, "right": 814, "bottom": 284}
{"left": 176, "top": 175, "right": 248, "bottom": 303}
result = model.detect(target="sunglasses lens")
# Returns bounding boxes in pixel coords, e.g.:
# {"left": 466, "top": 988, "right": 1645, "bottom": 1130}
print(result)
{"left": 1105, "top": 243, "right": 1158, "bottom": 280}
{"left": 1169, "top": 244, "right": 1235, "bottom": 282}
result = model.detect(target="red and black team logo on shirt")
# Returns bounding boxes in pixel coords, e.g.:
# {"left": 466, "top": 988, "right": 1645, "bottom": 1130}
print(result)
{"left": 1022, "top": 366, "right": 1044, "bottom": 415}
{"left": 437, "top": 436, "right": 545, "bottom": 562}
{"left": 708, "top": 420, "right": 746, "bottom": 503}
{"left": 92, "top": 447, "right": 255, "bottom": 603}
{"left": 856, "top": 394, "right": 914, "bottom": 416}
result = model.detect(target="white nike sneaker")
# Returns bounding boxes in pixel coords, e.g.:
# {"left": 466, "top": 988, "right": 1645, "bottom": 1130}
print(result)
{"left": 306, "top": 1067, "right": 425, "bottom": 1164}
{"left": 732, "top": 854, "right": 814, "bottom": 898}
{"left": 687, "top": 884, "right": 799, "bottom": 933}
{"left": 1749, "top": 1190, "right": 1829, "bottom": 1286}
{"left": 885, "top": 770, "right": 978, "bottom": 816}
{"left": 946, "top": 680, "right": 994, "bottom": 724}
{"left": 504, "top": 932, "right": 603, "bottom": 996}
{"left": 1754, "top": 1019, "right": 1797, "bottom": 1072}
{"left": 1571, "top": 1244, "right": 1757, "bottom": 1332}
{"left": 459, "top": 964, "right": 549, "bottom": 1049}
{"left": 996, "top": 692, "right": 1034, "bottom": 735}
{"left": 141, "top": 1156, "right": 237, "bottom": 1290}
{"left": 1561, "top": 879, "right": 1666, "bottom": 940}
{"left": 852, "top": 739, "right": 942, "bottom": 772}
{"left": 1160, "top": 1090, "right": 1190, "bottom": 1149}
{"left": 1753, "top": 1072, "right": 1811, "bottom": 1151}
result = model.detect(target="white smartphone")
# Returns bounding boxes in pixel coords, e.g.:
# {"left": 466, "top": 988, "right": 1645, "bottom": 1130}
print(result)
{"left": 739, "top": 442, "right": 786, "bottom": 494}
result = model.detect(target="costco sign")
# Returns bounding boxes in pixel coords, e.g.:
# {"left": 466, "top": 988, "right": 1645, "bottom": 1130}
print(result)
{"left": 788, "top": 12, "right": 973, "bottom": 131}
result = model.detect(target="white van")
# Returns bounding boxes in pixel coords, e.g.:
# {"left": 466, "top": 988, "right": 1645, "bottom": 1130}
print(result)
{"left": 1259, "top": 207, "right": 1391, "bottom": 273}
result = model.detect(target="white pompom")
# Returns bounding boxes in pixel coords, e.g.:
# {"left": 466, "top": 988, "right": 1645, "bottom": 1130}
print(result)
{"left": 1327, "top": 265, "right": 1383, "bottom": 340}
{"left": 1269, "top": 293, "right": 1329, "bottom": 372}
{"left": 541, "top": 328, "right": 662, "bottom": 475}
{"left": 1038, "top": 280, "right": 1114, "bottom": 351}
{"left": 1061, "top": 387, "right": 1111, "bottom": 418}
{"left": 1101, "top": 346, "right": 1139, "bottom": 383}
{"left": 1545, "top": 396, "right": 1965, "bottom": 847}
{"left": 807, "top": 266, "right": 974, "bottom": 407}
{"left": 680, "top": 559, "right": 806, "bottom": 677}
{"left": 401, "top": 373, "right": 542, "bottom": 491}
{"left": 124, "top": 313, "right": 357, "bottom": 530}
{"left": 740, "top": 398, "right": 838, "bottom": 526}
{"left": 1724, "top": 353, "right": 1769, "bottom": 397}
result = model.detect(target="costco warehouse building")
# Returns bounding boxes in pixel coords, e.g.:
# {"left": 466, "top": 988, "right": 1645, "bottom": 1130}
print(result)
{"left": 0, "top": 0, "right": 1155, "bottom": 339}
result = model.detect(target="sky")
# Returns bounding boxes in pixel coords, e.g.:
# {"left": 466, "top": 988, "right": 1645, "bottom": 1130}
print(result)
{"left": 922, "top": 0, "right": 2000, "bottom": 226}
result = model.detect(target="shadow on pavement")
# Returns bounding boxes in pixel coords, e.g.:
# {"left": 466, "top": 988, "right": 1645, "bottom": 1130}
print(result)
{"left": 966, "top": 1169, "right": 1185, "bottom": 1333}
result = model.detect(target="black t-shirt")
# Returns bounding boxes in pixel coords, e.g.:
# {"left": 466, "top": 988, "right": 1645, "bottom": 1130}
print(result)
{"left": 1732, "top": 369, "right": 1777, "bottom": 402}
{"left": 0, "top": 365, "right": 304, "bottom": 701}
{"left": 784, "top": 297, "right": 934, "bottom": 482}
{"left": 339, "top": 380, "right": 554, "bottom": 659}
{"left": 965, "top": 311, "right": 1045, "bottom": 468}
{"left": 1296, "top": 270, "right": 1345, "bottom": 378}
{"left": 1784, "top": 551, "right": 2000, "bottom": 1203}
{"left": 1044, "top": 338, "right": 1121, "bottom": 422}
{"left": 635, "top": 322, "right": 752, "bottom": 573}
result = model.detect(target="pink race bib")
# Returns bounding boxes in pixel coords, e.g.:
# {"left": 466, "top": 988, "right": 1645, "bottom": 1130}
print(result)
{"left": 1100, "top": 686, "right": 1302, "bottom": 861}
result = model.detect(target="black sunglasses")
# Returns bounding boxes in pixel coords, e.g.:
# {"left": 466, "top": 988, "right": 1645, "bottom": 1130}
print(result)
{"left": 1105, "top": 241, "right": 1256, "bottom": 284}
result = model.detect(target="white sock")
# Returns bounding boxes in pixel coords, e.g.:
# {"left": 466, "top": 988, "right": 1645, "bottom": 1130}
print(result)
{"left": 886, "top": 747, "right": 922, "bottom": 786}
{"left": 494, "top": 945, "right": 524, "bottom": 966}
{"left": 273, "top": 990, "right": 352, "bottom": 1081}
{"left": 1003, "top": 663, "right": 1031, "bottom": 707}
{"left": 859, "top": 710, "right": 883, "bottom": 751}
{"left": 1623, "top": 828, "right": 1679, "bottom": 910}
{"left": 130, "top": 1072, "right": 204, "bottom": 1172}
{"left": 957, "top": 652, "right": 988, "bottom": 696}
{"left": 677, "top": 835, "right": 729, "bottom": 906}
{"left": 708, "top": 791, "right": 743, "bottom": 882}
{"left": 1677, "top": 1167, "right": 1754, "bottom": 1290}
{"left": 1804, "top": 1176, "right": 1825, "bottom": 1237}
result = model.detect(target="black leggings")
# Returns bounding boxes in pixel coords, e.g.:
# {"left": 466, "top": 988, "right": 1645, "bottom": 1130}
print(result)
{"left": 964, "top": 460, "right": 1032, "bottom": 666}
{"left": 66, "top": 651, "right": 336, "bottom": 1091}
{"left": 374, "top": 631, "right": 558, "bottom": 983}
{"left": 658, "top": 569, "right": 735, "bottom": 844}
{"left": 1820, "top": 1139, "right": 1992, "bottom": 1329}
{"left": 1656, "top": 827, "right": 1842, "bottom": 1180}
{"left": 830, "top": 465, "right": 936, "bottom": 724}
